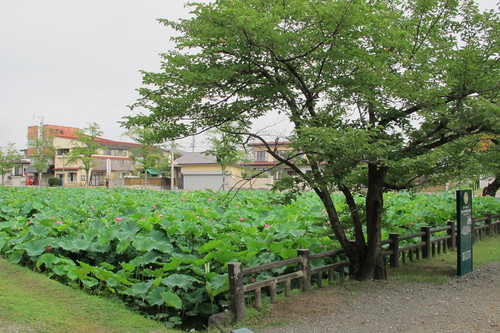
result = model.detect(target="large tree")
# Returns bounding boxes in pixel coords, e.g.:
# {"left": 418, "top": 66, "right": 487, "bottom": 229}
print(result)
{"left": 125, "top": 0, "right": 499, "bottom": 280}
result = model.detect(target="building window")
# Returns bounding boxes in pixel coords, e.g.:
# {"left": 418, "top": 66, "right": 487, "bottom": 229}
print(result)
{"left": 14, "top": 165, "right": 23, "bottom": 176}
{"left": 68, "top": 172, "right": 77, "bottom": 182}
{"left": 81, "top": 175, "right": 87, "bottom": 181}
{"left": 57, "top": 148, "right": 70, "bottom": 155}
{"left": 254, "top": 150, "right": 267, "bottom": 162}
{"left": 101, "top": 149, "right": 126, "bottom": 156}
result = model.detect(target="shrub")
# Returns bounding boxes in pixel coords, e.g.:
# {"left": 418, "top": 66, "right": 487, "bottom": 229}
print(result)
{"left": 48, "top": 177, "right": 62, "bottom": 187}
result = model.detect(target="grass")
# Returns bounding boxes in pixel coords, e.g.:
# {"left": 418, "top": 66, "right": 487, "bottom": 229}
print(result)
{"left": 0, "top": 257, "right": 181, "bottom": 333}
{"left": 389, "top": 234, "right": 500, "bottom": 283}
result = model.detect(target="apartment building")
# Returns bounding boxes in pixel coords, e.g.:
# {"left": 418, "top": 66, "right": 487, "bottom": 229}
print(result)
{"left": 27, "top": 125, "right": 140, "bottom": 186}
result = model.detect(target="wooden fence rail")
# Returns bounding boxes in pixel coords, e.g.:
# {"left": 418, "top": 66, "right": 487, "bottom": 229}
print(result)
{"left": 228, "top": 213, "right": 500, "bottom": 323}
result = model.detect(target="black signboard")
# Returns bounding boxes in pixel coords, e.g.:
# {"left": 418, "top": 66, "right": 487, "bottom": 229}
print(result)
{"left": 456, "top": 190, "right": 473, "bottom": 276}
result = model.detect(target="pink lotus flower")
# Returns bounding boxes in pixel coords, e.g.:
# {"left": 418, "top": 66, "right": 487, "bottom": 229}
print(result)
{"left": 158, "top": 214, "right": 164, "bottom": 218}
{"left": 46, "top": 246, "right": 53, "bottom": 252}
{"left": 27, "top": 220, "right": 33, "bottom": 225}
{"left": 234, "top": 205, "right": 240, "bottom": 208}
{"left": 181, "top": 198, "right": 186, "bottom": 202}
{"left": 90, "top": 205, "right": 95, "bottom": 211}
{"left": 207, "top": 198, "right": 213, "bottom": 202}
{"left": 115, "top": 217, "right": 123, "bottom": 222}
{"left": 417, "top": 217, "right": 421, "bottom": 221}
{"left": 55, "top": 220, "right": 63, "bottom": 225}
{"left": 408, "top": 222, "right": 414, "bottom": 226}
{"left": 239, "top": 217, "right": 245, "bottom": 222}
{"left": 321, "top": 209, "right": 326, "bottom": 213}
{"left": 152, "top": 205, "right": 157, "bottom": 210}
{"left": 264, "top": 224, "right": 270, "bottom": 228}
{"left": 196, "top": 216, "right": 200, "bottom": 219}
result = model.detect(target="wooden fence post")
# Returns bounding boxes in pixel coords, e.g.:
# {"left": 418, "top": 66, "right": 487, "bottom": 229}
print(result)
{"left": 228, "top": 262, "right": 245, "bottom": 323}
{"left": 485, "top": 214, "right": 492, "bottom": 236}
{"left": 447, "top": 221, "right": 456, "bottom": 249}
{"left": 298, "top": 249, "right": 311, "bottom": 292}
{"left": 389, "top": 233, "right": 400, "bottom": 268}
{"left": 421, "top": 226, "right": 431, "bottom": 259}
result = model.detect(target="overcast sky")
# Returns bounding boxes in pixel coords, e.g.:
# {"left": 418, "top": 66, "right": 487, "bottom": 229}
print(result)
{"left": 0, "top": 0, "right": 496, "bottom": 152}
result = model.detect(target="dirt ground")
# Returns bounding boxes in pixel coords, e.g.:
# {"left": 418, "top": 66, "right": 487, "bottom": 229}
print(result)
{"left": 243, "top": 262, "right": 500, "bottom": 333}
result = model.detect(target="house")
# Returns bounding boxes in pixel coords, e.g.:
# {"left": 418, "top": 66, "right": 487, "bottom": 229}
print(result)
{"left": 175, "top": 152, "right": 232, "bottom": 191}
{"left": 175, "top": 141, "right": 309, "bottom": 191}
{"left": 26, "top": 124, "right": 140, "bottom": 186}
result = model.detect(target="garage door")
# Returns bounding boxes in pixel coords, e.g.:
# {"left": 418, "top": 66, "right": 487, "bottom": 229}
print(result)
{"left": 182, "top": 172, "right": 226, "bottom": 191}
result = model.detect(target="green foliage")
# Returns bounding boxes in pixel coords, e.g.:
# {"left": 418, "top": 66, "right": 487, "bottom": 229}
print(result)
{"left": 205, "top": 128, "right": 248, "bottom": 190}
{"left": 66, "top": 122, "right": 104, "bottom": 186}
{"left": 0, "top": 143, "right": 21, "bottom": 185}
{"left": 123, "top": 0, "right": 499, "bottom": 279}
{"left": 0, "top": 187, "right": 498, "bottom": 327}
{"left": 27, "top": 133, "right": 55, "bottom": 184}
{"left": 48, "top": 177, "right": 62, "bottom": 187}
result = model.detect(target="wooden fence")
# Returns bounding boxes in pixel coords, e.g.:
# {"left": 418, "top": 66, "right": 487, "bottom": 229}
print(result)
{"left": 228, "top": 213, "right": 500, "bottom": 323}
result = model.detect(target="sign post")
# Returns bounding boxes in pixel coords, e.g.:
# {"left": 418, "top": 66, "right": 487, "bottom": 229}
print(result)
{"left": 456, "top": 190, "right": 473, "bottom": 276}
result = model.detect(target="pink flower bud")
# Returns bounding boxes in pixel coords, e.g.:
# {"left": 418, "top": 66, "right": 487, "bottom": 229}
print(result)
{"left": 115, "top": 217, "right": 123, "bottom": 222}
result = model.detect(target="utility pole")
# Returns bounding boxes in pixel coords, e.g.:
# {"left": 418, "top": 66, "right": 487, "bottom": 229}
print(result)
{"left": 33, "top": 114, "right": 44, "bottom": 139}
{"left": 170, "top": 140, "right": 175, "bottom": 190}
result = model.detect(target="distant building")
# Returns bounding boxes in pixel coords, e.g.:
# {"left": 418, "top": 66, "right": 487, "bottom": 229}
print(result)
{"left": 175, "top": 141, "right": 309, "bottom": 191}
{"left": 26, "top": 124, "right": 140, "bottom": 186}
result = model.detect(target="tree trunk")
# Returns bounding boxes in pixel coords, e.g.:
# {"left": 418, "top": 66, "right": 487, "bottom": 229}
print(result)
{"left": 482, "top": 178, "right": 499, "bottom": 197}
{"left": 353, "top": 165, "right": 388, "bottom": 281}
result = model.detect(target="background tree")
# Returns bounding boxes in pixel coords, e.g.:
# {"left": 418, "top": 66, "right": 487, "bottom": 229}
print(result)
{"left": 0, "top": 143, "right": 21, "bottom": 185}
{"left": 67, "top": 123, "right": 104, "bottom": 187}
{"left": 124, "top": 0, "right": 499, "bottom": 280}
{"left": 205, "top": 127, "right": 247, "bottom": 190}
{"left": 27, "top": 133, "right": 55, "bottom": 187}
{"left": 479, "top": 137, "right": 500, "bottom": 197}
{"left": 126, "top": 127, "right": 168, "bottom": 189}
{"left": 439, "top": 134, "right": 500, "bottom": 196}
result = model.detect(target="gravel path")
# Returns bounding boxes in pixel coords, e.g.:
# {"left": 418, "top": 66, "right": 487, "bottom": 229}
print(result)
{"left": 259, "top": 262, "right": 500, "bottom": 333}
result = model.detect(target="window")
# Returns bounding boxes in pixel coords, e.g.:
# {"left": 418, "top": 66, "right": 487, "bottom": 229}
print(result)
{"left": 254, "top": 150, "right": 267, "bottom": 162}
{"left": 14, "top": 165, "right": 23, "bottom": 176}
{"left": 68, "top": 172, "right": 77, "bottom": 182}
{"left": 101, "top": 149, "right": 126, "bottom": 156}
{"left": 81, "top": 175, "right": 87, "bottom": 181}
{"left": 57, "top": 149, "right": 70, "bottom": 155}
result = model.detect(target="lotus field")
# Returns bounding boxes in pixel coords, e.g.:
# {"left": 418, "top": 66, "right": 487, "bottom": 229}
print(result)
{"left": 0, "top": 187, "right": 498, "bottom": 327}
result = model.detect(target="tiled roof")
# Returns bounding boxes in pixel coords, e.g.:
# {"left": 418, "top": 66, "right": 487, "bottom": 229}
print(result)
{"left": 175, "top": 152, "right": 217, "bottom": 165}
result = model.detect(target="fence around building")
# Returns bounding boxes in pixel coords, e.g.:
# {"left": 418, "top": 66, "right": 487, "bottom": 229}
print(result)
{"left": 228, "top": 213, "right": 500, "bottom": 323}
